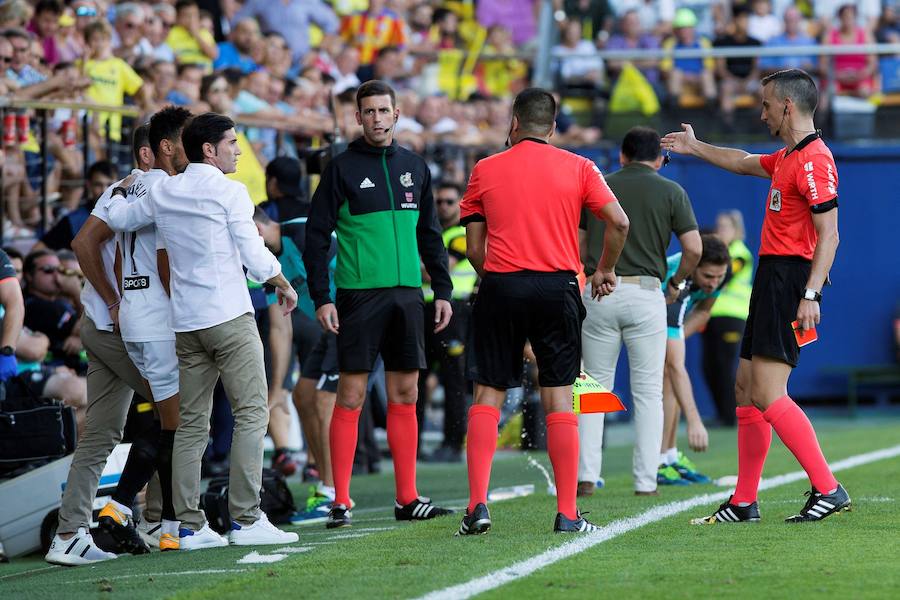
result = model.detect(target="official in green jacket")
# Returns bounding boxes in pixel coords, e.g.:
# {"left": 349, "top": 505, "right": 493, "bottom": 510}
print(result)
{"left": 303, "top": 80, "right": 455, "bottom": 529}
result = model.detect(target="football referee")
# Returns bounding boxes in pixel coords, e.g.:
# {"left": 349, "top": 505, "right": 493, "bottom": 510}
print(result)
{"left": 662, "top": 68, "right": 851, "bottom": 524}
{"left": 457, "top": 88, "right": 629, "bottom": 535}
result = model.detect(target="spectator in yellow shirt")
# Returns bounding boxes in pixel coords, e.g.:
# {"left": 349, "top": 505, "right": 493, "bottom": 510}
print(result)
{"left": 80, "top": 20, "right": 150, "bottom": 143}
{"left": 166, "top": 0, "right": 218, "bottom": 69}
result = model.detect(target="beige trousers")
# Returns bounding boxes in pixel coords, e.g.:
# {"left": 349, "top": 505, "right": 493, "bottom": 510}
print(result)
{"left": 57, "top": 318, "right": 151, "bottom": 534}
{"left": 172, "top": 313, "right": 268, "bottom": 530}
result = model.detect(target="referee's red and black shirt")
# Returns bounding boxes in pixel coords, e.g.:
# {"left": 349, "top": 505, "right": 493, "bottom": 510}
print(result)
{"left": 459, "top": 139, "right": 617, "bottom": 274}
{"left": 758, "top": 134, "right": 838, "bottom": 260}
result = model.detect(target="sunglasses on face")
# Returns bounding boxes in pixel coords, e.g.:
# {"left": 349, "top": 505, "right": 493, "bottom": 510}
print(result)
{"left": 75, "top": 6, "right": 98, "bottom": 17}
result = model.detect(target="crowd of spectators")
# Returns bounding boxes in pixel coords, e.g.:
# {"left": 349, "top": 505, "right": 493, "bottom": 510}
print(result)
{"left": 2, "top": 1, "right": 895, "bottom": 229}
{"left": 0, "top": 0, "right": 897, "bottom": 465}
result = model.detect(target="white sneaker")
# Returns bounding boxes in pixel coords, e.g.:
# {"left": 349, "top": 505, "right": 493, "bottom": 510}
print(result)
{"left": 45, "top": 527, "right": 117, "bottom": 566}
{"left": 179, "top": 523, "right": 228, "bottom": 551}
{"left": 136, "top": 519, "right": 162, "bottom": 549}
{"left": 228, "top": 513, "right": 299, "bottom": 546}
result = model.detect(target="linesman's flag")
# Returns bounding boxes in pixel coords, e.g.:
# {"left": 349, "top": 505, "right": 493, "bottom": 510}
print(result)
{"left": 573, "top": 371, "right": 626, "bottom": 414}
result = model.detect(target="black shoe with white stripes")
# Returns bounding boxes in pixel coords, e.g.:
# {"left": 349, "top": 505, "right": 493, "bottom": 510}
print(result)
{"left": 326, "top": 504, "right": 352, "bottom": 529}
{"left": 690, "top": 496, "right": 761, "bottom": 525}
{"left": 395, "top": 496, "right": 455, "bottom": 521}
{"left": 554, "top": 511, "right": 600, "bottom": 533}
{"left": 785, "top": 484, "right": 851, "bottom": 523}
{"left": 456, "top": 503, "right": 491, "bottom": 536}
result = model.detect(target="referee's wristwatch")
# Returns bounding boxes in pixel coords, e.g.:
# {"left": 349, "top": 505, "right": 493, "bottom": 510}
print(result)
{"left": 802, "top": 288, "right": 822, "bottom": 302}
{"left": 0, "top": 346, "right": 15, "bottom": 356}
{"left": 667, "top": 277, "right": 686, "bottom": 292}
{"left": 111, "top": 186, "right": 128, "bottom": 198}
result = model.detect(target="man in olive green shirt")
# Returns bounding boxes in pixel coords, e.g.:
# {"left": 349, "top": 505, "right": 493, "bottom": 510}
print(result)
{"left": 577, "top": 126, "right": 702, "bottom": 496}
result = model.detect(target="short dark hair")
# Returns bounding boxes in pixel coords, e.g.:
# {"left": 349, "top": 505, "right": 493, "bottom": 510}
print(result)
{"left": 621, "top": 126, "right": 661, "bottom": 162}
{"left": 512, "top": 88, "right": 557, "bottom": 136}
{"left": 435, "top": 181, "right": 463, "bottom": 196}
{"left": 252, "top": 206, "right": 273, "bottom": 225}
{"left": 175, "top": 0, "right": 197, "bottom": 13}
{"left": 149, "top": 105, "right": 192, "bottom": 155}
{"left": 181, "top": 112, "right": 235, "bottom": 163}
{"left": 177, "top": 62, "right": 203, "bottom": 77}
{"left": 132, "top": 124, "right": 151, "bottom": 164}
{"left": 760, "top": 68, "right": 818, "bottom": 115}
{"left": 35, "top": 1, "right": 63, "bottom": 16}
{"left": 356, "top": 80, "right": 396, "bottom": 110}
{"left": 24, "top": 249, "right": 55, "bottom": 276}
{"left": 3, "top": 247, "right": 23, "bottom": 262}
{"left": 699, "top": 233, "right": 730, "bottom": 266}
{"left": 732, "top": 4, "right": 752, "bottom": 18}
{"left": 375, "top": 45, "right": 401, "bottom": 60}
{"left": 87, "top": 159, "right": 118, "bottom": 181}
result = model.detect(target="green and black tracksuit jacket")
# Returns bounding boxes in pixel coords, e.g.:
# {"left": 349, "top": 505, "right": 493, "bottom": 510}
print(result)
{"left": 304, "top": 138, "right": 452, "bottom": 308}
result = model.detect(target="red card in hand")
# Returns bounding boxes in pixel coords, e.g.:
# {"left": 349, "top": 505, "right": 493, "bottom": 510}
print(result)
{"left": 792, "top": 321, "right": 818, "bottom": 347}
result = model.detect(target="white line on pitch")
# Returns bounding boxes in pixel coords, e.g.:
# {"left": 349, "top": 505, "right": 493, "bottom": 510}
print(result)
{"left": 0, "top": 565, "right": 61, "bottom": 581}
{"left": 417, "top": 444, "right": 900, "bottom": 600}
{"left": 58, "top": 568, "right": 248, "bottom": 584}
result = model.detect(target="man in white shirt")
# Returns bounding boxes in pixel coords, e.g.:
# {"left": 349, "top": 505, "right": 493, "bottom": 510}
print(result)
{"left": 107, "top": 112, "right": 299, "bottom": 549}
{"left": 46, "top": 127, "right": 157, "bottom": 566}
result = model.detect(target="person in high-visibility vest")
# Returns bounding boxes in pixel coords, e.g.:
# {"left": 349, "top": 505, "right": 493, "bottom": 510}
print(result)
{"left": 701, "top": 210, "right": 753, "bottom": 427}
{"left": 419, "top": 181, "right": 477, "bottom": 462}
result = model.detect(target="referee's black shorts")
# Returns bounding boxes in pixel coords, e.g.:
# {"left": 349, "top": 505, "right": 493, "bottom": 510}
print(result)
{"left": 740, "top": 256, "right": 812, "bottom": 368}
{"left": 336, "top": 287, "right": 425, "bottom": 372}
{"left": 467, "top": 271, "right": 586, "bottom": 389}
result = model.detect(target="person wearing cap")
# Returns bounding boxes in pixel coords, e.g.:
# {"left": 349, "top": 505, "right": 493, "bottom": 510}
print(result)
{"left": 660, "top": 8, "right": 716, "bottom": 105}
{"left": 259, "top": 156, "right": 307, "bottom": 223}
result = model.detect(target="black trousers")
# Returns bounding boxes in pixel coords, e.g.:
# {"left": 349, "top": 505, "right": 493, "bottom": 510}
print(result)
{"left": 701, "top": 316, "right": 746, "bottom": 427}
{"left": 417, "top": 300, "right": 471, "bottom": 451}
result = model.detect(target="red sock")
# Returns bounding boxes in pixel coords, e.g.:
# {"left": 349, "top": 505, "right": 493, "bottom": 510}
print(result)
{"left": 387, "top": 402, "right": 420, "bottom": 505}
{"left": 546, "top": 412, "right": 579, "bottom": 521}
{"left": 330, "top": 405, "right": 361, "bottom": 507}
{"left": 732, "top": 406, "right": 772, "bottom": 504}
{"left": 764, "top": 396, "right": 838, "bottom": 493}
{"left": 466, "top": 405, "right": 500, "bottom": 513}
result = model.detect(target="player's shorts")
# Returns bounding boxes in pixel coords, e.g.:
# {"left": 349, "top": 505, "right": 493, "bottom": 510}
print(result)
{"left": 740, "top": 256, "right": 811, "bottom": 368}
{"left": 335, "top": 287, "right": 425, "bottom": 372}
{"left": 301, "top": 332, "right": 339, "bottom": 393}
{"left": 467, "top": 271, "right": 585, "bottom": 389}
{"left": 124, "top": 339, "right": 179, "bottom": 401}
{"left": 666, "top": 298, "right": 689, "bottom": 340}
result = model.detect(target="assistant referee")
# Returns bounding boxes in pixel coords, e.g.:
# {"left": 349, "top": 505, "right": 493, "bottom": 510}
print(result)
{"left": 456, "top": 88, "right": 629, "bottom": 536}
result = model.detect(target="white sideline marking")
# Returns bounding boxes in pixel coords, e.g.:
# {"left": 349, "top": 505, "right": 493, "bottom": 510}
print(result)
{"left": 237, "top": 551, "right": 287, "bottom": 564}
{"left": 59, "top": 568, "right": 247, "bottom": 584}
{"left": 0, "top": 565, "right": 60, "bottom": 581}
{"left": 418, "top": 444, "right": 900, "bottom": 600}
{"left": 273, "top": 546, "right": 314, "bottom": 554}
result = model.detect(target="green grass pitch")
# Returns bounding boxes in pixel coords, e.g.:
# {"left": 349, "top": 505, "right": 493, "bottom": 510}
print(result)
{"left": 2, "top": 416, "right": 899, "bottom": 599}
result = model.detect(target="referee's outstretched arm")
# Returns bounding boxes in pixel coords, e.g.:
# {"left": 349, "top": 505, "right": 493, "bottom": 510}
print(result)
{"left": 661, "top": 123, "right": 769, "bottom": 178}
{"left": 303, "top": 161, "right": 342, "bottom": 311}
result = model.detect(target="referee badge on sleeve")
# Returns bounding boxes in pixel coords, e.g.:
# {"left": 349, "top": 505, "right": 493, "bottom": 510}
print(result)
{"left": 768, "top": 188, "right": 782, "bottom": 212}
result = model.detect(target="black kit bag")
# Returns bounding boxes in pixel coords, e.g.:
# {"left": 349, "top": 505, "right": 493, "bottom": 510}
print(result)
{"left": 201, "top": 468, "right": 297, "bottom": 533}
{"left": 0, "top": 375, "right": 77, "bottom": 477}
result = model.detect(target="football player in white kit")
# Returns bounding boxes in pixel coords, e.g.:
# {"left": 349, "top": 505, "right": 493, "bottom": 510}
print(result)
{"left": 101, "top": 106, "right": 193, "bottom": 551}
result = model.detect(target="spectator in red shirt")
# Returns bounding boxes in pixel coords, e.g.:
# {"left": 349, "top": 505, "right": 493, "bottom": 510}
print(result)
{"left": 457, "top": 88, "right": 629, "bottom": 536}
{"left": 663, "top": 68, "right": 850, "bottom": 525}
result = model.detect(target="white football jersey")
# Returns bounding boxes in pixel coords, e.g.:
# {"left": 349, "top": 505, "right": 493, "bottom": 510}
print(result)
{"left": 116, "top": 169, "right": 175, "bottom": 342}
